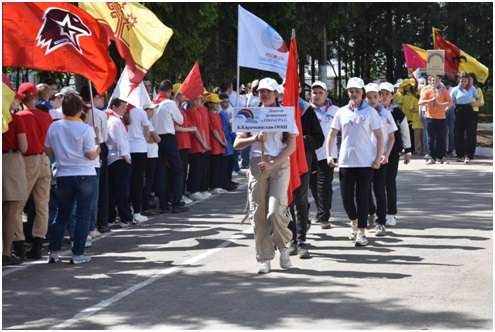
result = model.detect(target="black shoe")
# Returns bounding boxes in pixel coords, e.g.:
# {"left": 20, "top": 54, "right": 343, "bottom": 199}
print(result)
{"left": 12, "top": 241, "right": 26, "bottom": 261}
{"left": 3, "top": 254, "right": 22, "bottom": 266}
{"left": 179, "top": 201, "right": 186, "bottom": 206}
{"left": 26, "top": 237, "right": 43, "bottom": 259}
{"left": 230, "top": 181, "right": 239, "bottom": 186}
{"left": 287, "top": 242, "right": 297, "bottom": 256}
{"left": 148, "top": 202, "right": 157, "bottom": 210}
{"left": 160, "top": 207, "right": 171, "bottom": 214}
{"left": 141, "top": 210, "right": 157, "bottom": 217}
{"left": 171, "top": 205, "right": 189, "bottom": 213}
{"left": 97, "top": 226, "right": 112, "bottom": 233}
{"left": 297, "top": 243, "right": 311, "bottom": 259}
{"left": 222, "top": 184, "right": 237, "bottom": 192}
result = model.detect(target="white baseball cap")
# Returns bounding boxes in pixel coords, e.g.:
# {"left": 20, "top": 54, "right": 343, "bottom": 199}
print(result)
{"left": 275, "top": 84, "right": 284, "bottom": 94}
{"left": 258, "top": 78, "right": 278, "bottom": 91}
{"left": 143, "top": 102, "right": 159, "bottom": 110}
{"left": 380, "top": 82, "right": 395, "bottom": 93}
{"left": 58, "top": 86, "right": 79, "bottom": 96}
{"left": 311, "top": 81, "right": 327, "bottom": 91}
{"left": 346, "top": 77, "right": 365, "bottom": 90}
{"left": 365, "top": 83, "right": 380, "bottom": 93}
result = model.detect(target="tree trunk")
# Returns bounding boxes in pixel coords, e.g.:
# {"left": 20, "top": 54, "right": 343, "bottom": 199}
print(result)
{"left": 311, "top": 56, "right": 316, "bottom": 83}
{"left": 385, "top": 4, "right": 394, "bottom": 82}
{"left": 337, "top": 39, "right": 342, "bottom": 99}
{"left": 299, "top": 56, "right": 306, "bottom": 99}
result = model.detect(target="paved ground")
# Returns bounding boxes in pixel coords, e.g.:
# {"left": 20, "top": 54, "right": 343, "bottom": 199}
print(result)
{"left": 2, "top": 156, "right": 493, "bottom": 330}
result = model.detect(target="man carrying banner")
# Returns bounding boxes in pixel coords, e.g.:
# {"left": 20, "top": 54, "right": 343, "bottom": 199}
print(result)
{"left": 234, "top": 78, "right": 298, "bottom": 274}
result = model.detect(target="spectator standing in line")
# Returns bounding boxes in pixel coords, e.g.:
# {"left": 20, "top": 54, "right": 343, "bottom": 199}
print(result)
{"left": 218, "top": 93, "right": 238, "bottom": 191}
{"left": 469, "top": 72, "right": 485, "bottom": 160}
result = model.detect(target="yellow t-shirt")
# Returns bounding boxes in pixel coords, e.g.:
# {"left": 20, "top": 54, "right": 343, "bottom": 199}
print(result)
{"left": 472, "top": 87, "right": 484, "bottom": 112}
{"left": 393, "top": 92, "right": 402, "bottom": 107}
{"left": 401, "top": 93, "right": 421, "bottom": 128}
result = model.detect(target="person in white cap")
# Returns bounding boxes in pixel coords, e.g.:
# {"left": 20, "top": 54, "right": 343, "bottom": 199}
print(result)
{"left": 379, "top": 82, "right": 411, "bottom": 227}
{"left": 234, "top": 77, "right": 299, "bottom": 274}
{"left": 307, "top": 81, "right": 339, "bottom": 230}
{"left": 364, "top": 83, "right": 397, "bottom": 236}
{"left": 326, "top": 77, "right": 384, "bottom": 247}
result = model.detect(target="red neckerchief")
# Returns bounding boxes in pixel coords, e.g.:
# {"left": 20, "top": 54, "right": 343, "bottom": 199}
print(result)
{"left": 107, "top": 110, "right": 128, "bottom": 132}
{"left": 153, "top": 92, "right": 168, "bottom": 104}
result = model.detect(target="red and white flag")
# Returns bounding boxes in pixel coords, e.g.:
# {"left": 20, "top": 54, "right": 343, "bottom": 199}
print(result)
{"left": 180, "top": 61, "right": 205, "bottom": 101}
{"left": 111, "top": 66, "right": 151, "bottom": 109}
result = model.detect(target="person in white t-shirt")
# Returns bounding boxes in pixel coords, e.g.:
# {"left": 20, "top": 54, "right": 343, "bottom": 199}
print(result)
{"left": 308, "top": 81, "right": 339, "bottom": 230}
{"left": 45, "top": 94, "right": 100, "bottom": 265}
{"left": 364, "top": 83, "right": 397, "bottom": 237}
{"left": 234, "top": 77, "right": 298, "bottom": 274}
{"left": 326, "top": 77, "right": 384, "bottom": 247}
{"left": 127, "top": 105, "right": 150, "bottom": 223}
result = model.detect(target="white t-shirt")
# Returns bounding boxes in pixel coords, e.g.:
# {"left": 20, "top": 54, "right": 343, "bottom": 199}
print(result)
{"left": 107, "top": 111, "right": 131, "bottom": 166}
{"left": 147, "top": 122, "right": 159, "bottom": 159}
{"left": 128, "top": 107, "right": 150, "bottom": 153}
{"left": 44, "top": 118, "right": 97, "bottom": 177}
{"left": 246, "top": 94, "right": 260, "bottom": 107}
{"left": 49, "top": 108, "right": 64, "bottom": 120}
{"left": 312, "top": 102, "right": 339, "bottom": 161}
{"left": 372, "top": 105, "right": 398, "bottom": 154}
{"left": 331, "top": 102, "right": 383, "bottom": 168}
{"left": 151, "top": 99, "right": 183, "bottom": 135}
{"left": 238, "top": 124, "right": 299, "bottom": 158}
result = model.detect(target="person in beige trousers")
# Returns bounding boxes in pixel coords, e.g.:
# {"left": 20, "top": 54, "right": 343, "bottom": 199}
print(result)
{"left": 234, "top": 78, "right": 298, "bottom": 274}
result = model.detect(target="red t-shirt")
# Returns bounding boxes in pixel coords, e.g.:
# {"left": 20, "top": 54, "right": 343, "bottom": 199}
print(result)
{"left": 187, "top": 107, "right": 205, "bottom": 154}
{"left": 199, "top": 105, "right": 211, "bottom": 148}
{"left": 16, "top": 108, "right": 52, "bottom": 154}
{"left": 2, "top": 113, "right": 26, "bottom": 151}
{"left": 175, "top": 106, "right": 191, "bottom": 150}
{"left": 208, "top": 112, "right": 226, "bottom": 155}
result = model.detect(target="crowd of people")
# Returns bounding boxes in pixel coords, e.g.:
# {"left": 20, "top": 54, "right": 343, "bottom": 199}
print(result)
{"left": 1, "top": 70, "right": 484, "bottom": 273}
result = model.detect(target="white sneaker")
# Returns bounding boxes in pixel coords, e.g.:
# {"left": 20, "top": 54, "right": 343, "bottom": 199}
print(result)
{"left": 133, "top": 213, "right": 148, "bottom": 223}
{"left": 189, "top": 192, "right": 206, "bottom": 201}
{"left": 70, "top": 255, "right": 91, "bottom": 264}
{"left": 355, "top": 232, "right": 368, "bottom": 246}
{"left": 426, "top": 158, "right": 436, "bottom": 165}
{"left": 424, "top": 154, "right": 431, "bottom": 160}
{"left": 257, "top": 260, "right": 271, "bottom": 274}
{"left": 464, "top": 157, "right": 470, "bottom": 164}
{"left": 201, "top": 191, "right": 212, "bottom": 198}
{"left": 349, "top": 220, "right": 358, "bottom": 240}
{"left": 374, "top": 224, "right": 386, "bottom": 236}
{"left": 210, "top": 188, "right": 224, "bottom": 195}
{"left": 367, "top": 214, "right": 376, "bottom": 230}
{"left": 72, "top": 239, "right": 92, "bottom": 248}
{"left": 385, "top": 215, "right": 397, "bottom": 227}
{"left": 182, "top": 195, "right": 193, "bottom": 205}
{"left": 279, "top": 247, "right": 291, "bottom": 269}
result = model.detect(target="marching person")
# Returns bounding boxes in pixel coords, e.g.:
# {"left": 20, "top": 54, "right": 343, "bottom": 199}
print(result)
{"left": 234, "top": 77, "right": 298, "bottom": 274}
{"left": 326, "top": 77, "right": 384, "bottom": 247}
{"left": 380, "top": 82, "right": 412, "bottom": 227}
{"left": 12, "top": 82, "right": 52, "bottom": 260}
{"left": 45, "top": 94, "right": 100, "bottom": 264}
{"left": 308, "top": 81, "right": 339, "bottom": 230}
{"left": 365, "top": 83, "right": 397, "bottom": 236}
{"left": 288, "top": 82, "right": 325, "bottom": 258}
{"left": 419, "top": 75, "right": 454, "bottom": 164}
{"left": 469, "top": 73, "right": 484, "bottom": 161}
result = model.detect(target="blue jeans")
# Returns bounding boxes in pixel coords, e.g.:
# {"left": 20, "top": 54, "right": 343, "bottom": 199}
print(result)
{"left": 241, "top": 146, "right": 250, "bottom": 168}
{"left": 69, "top": 168, "right": 100, "bottom": 237}
{"left": 421, "top": 114, "right": 430, "bottom": 155}
{"left": 49, "top": 175, "right": 97, "bottom": 256}
{"left": 426, "top": 118, "right": 447, "bottom": 160}
{"left": 232, "top": 150, "right": 240, "bottom": 172}
{"left": 445, "top": 107, "right": 455, "bottom": 152}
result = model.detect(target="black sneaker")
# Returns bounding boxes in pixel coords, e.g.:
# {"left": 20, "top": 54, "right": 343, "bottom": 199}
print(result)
{"left": 141, "top": 210, "right": 157, "bottom": 217}
{"left": 287, "top": 242, "right": 297, "bottom": 256}
{"left": 160, "top": 207, "right": 171, "bottom": 214}
{"left": 171, "top": 205, "right": 189, "bottom": 213}
{"left": 97, "top": 225, "right": 112, "bottom": 233}
{"left": 2, "top": 254, "right": 22, "bottom": 266}
{"left": 297, "top": 243, "right": 311, "bottom": 259}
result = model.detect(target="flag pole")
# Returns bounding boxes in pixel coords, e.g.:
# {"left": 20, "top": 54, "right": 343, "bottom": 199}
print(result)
{"left": 88, "top": 81, "right": 96, "bottom": 128}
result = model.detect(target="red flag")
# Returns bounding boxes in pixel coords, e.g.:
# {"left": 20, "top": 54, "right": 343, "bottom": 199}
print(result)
{"left": 2, "top": 2, "right": 117, "bottom": 95}
{"left": 181, "top": 61, "right": 205, "bottom": 101}
{"left": 283, "top": 36, "right": 307, "bottom": 205}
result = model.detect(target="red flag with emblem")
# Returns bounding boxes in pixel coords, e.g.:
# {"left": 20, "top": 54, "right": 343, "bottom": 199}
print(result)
{"left": 283, "top": 35, "right": 308, "bottom": 205}
{"left": 2, "top": 2, "right": 117, "bottom": 95}
{"left": 180, "top": 62, "right": 205, "bottom": 101}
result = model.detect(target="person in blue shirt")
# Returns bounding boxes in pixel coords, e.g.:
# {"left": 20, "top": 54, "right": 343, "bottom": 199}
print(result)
{"left": 218, "top": 93, "right": 238, "bottom": 191}
{"left": 450, "top": 72, "right": 479, "bottom": 163}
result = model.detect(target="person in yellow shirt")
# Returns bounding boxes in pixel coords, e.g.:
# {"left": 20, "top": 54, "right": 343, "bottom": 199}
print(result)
{"left": 399, "top": 79, "right": 421, "bottom": 154}
{"left": 469, "top": 73, "right": 485, "bottom": 159}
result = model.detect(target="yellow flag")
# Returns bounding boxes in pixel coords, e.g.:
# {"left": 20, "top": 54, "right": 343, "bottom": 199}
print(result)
{"left": 79, "top": 2, "right": 173, "bottom": 83}
{"left": 2, "top": 81, "right": 15, "bottom": 133}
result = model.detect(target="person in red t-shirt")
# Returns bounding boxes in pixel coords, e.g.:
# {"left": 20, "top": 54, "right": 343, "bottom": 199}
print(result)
{"left": 2, "top": 94, "right": 29, "bottom": 266}
{"left": 198, "top": 92, "right": 212, "bottom": 197}
{"left": 12, "top": 82, "right": 52, "bottom": 261}
{"left": 205, "top": 94, "right": 227, "bottom": 195}
{"left": 186, "top": 97, "right": 208, "bottom": 201}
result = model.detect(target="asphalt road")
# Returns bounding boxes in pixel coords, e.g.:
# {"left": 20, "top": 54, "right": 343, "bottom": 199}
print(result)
{"left": 2, "top": 156, "right": 493, "bottom": 330}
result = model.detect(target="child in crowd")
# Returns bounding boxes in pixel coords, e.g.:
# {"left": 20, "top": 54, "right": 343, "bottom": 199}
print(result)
{"left": 205, "top": 93, "right": 227, "bottom": 194}
{"left": 218, "top": 93, "right": 238, "bottom": 191}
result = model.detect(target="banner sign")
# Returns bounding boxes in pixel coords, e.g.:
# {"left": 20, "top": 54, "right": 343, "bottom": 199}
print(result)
{"left": 427, "top": 50, "right": 445, "bottom": 75}
{"left": 232, "top": 107, "right": 294, "bottom": 132}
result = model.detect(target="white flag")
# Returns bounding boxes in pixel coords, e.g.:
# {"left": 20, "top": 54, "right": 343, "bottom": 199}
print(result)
{"left": 112, "top": 66, "right": 151, "bottom": 109}
{"left": 238, "top": 5, "right": 289, "bottom": 78}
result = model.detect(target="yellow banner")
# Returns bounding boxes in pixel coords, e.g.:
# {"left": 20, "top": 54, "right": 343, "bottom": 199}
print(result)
{"left": 2, "top": 82, "right": 14, "bottom": 133}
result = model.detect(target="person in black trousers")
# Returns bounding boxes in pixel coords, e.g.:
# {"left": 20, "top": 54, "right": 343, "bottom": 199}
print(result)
{"left": 288, "top": 100, "right": 324, "bottom": 258}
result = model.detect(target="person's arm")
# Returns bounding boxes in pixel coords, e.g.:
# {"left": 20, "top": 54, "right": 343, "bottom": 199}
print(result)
{"left": 257, "top": 134, "right": 296, "bottom": 173}
{"left": 45, "top": 146, "right": 55, "bottom": 157}
{"left": 326, "top": 128, "right": 339, "bottom": 167}
{"left": 16, "top": 133, "right": 28, "bottom": 154}
{"left": 418, "top": 89, "right": 436, "bottom": 106}
{"left": 382, "top": 132, "right": 395, "bottom": 164}
{"left": 170, "top": 103, "right": 184, "bottom": 125}
{"left": 143, "top": 125, "right": 150, "bottom": 142}
{"left": 373, "top": 128, "right": 384, "bottom": 169}
{"left": 193, "top": 130, "right": 208, "bottom": 150}
{"left": 174, "top": 125, "right": 197, "bottom": 133}
{"left": 304, "top": 109, "right": 325, "bottom": 151}
{"left": 110, "top": 121, "right": 131, "bottom": 164}
{"left": 148, "top": 130, "right": 161, "bottom": 144}
{"left": 212, "top": 129, "right": 226, "bottom": 146}
{"left": 233, "top": 133, "right": 259, "bottom": 150}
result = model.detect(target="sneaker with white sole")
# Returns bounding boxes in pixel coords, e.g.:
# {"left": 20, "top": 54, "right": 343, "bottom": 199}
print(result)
{"left": 182, "top": 195, "right": 193, "bottom": 205}
{"left": 189, "top": 192, "right": 206, "bottom": 201}
{"left": 385, "top": 215, "right": 397, "bottom": 227}
{"left": 349, "top": 220, "right": 358, "bottom": 240}
{"left": 257, "top": 260, "right": 271, "bottom": 274}
{"left": 89, "top": 230, "right": 102, "bottom": 239}
{"left": 279, "top": 247, "right": 291, "bottom": 269}
{"left": 440, "top": 157, "right": 449, "bottom": 164}
{"left": 201, "top": 191, "right": 212, "bottom": 198}
{"left": 464, "top": 157, "right": 470, "bottom": 164}
{"left": 374, "top": 224, "right": 386, "bottom": 236}
{"left": 210, "top": 188, "right": 225, "bottom": 195}
{"left": 426, "top": 158, "right": 436, "bottom": 165}
{"left": 133, "top": 213, "right": 148, "bottom": 224}
{"left": 424, "top": 154, "right": 431, "bottom": 160}
{"left": 355, "top": 232, "right": 368, "bottom": 246}
{"left": 72, "top": 239, "right": 92, "bottom": 248}
{"left": 70, "top": 255, "right": 91, "bottom": 264}
{"left": 367, "top": 214, "right": 376, "bottom": 230}
{"left": 48, "top": 252, "right": 59, "bottom": 264}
